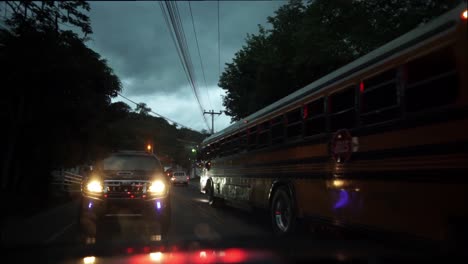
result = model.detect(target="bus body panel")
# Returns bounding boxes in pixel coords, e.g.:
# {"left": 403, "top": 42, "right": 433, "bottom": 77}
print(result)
{"left": 199, "top": 4, "right": 467, "bottom": 243}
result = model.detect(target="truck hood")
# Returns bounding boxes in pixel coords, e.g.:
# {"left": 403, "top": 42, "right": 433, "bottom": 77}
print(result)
{"left": 102, "top": 170, "right": 158, "bottom": 181}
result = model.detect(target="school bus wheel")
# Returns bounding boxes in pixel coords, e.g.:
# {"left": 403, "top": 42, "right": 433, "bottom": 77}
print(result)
{"left": 270, "top": 187, "right": 296, "bottom": 236}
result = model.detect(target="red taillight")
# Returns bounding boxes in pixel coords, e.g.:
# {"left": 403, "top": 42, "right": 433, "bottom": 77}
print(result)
{"left": 462, "top": 9, "right": 467, "bottom": 20}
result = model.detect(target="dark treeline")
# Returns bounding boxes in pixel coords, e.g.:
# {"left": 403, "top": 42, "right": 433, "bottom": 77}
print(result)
{"left": 0, "top": 1, "right": 206, "bottom": 207}
{"left": 219, "top": 0, "right": 460, "bottom": 121}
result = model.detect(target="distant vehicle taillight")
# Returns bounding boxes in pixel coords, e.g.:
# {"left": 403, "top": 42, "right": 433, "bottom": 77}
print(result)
{"left": 187, "top": 176, "right": 189, "bottom": 180}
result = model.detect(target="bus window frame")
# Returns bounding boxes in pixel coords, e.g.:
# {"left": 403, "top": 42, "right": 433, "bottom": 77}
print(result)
{"left": 328, "top": 85, "right": 357, "bottom": 131}
{"left": 270, "top": 115, "right": 286, "bottom": 146}
{"left": 358, "top": 68, "right": 402, "bottom": 126}
{"left": 403, "top": 45, "right": 459, "bottom": 113}
{"left": 247, "top": 126, "right": 258, "bottom": 150}
{"left": 285, "top": 107, "right": 303, "bottom": 141}
{"left": 257, "top": 121, "right": 271, "bottom": 149}
{"left": 304, "top": 97, "right": 327, "bottom": 138}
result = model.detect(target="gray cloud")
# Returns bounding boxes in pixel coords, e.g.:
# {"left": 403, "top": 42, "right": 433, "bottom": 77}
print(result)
{"left": 88, "top": 1, "right": 285, "bottom": 131}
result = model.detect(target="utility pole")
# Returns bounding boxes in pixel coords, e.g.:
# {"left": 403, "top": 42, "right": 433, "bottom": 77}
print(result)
{"left": 203, "top": 110, "right": 222, "bottom": 134}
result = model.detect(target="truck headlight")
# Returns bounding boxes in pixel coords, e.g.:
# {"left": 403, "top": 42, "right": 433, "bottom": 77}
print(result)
{"left": 148, "top": 180, "right": 166, "bottom": 194}
{"left": 87, "top": 180, "right": 103, "bottom": 193}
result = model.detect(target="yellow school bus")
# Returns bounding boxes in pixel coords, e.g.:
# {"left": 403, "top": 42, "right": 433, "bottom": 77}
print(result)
{"left": 199, "top": 4, "right": 468, "bottom": 245}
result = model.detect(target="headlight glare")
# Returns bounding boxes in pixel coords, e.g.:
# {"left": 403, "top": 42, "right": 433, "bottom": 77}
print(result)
{"left": 149, "top": 180, "right": 166, "bottom": 194}
{"left": 87, "top": 180, "right": 103, "bottom": 193}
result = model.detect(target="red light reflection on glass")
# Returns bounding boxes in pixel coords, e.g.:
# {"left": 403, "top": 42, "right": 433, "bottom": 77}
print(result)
{"left": 126, "top": 247, "right": 134, "bottom": 254}
{"left": 359, "top": 81, "right": 364, "bottom": 93}
{"left": 167, "top": 253, "right": 186, "bottom": 264}
{"left": 302, "top": 105, "right": 308, "bottom": 119}
{"left": 192, "top": 250, "right": 215, "bottom": 264}
{"left": 223, "top": 248, "right": 246, "bottom": 263}
{"left": 143, "top": 246, "right": 150, "bottom": 253}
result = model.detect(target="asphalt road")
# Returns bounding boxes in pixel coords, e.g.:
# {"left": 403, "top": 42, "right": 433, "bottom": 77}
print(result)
{"left": 2, "top": 180, "right": 273, "bottom": 247}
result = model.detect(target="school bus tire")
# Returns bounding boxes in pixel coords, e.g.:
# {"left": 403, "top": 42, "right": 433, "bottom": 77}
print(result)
{"left": 270, "top": 186, "right": 297, "bottom": 236}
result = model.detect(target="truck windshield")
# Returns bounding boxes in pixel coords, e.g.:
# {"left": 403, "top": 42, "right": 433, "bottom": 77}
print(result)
{"left": 102, "top": 155, "right": 161, "bottom": 171}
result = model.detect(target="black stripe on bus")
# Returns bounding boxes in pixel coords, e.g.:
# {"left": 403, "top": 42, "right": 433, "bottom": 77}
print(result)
{"left": 353, "top": 106, "right": 468, "bottom": 138}
{"left": 352, "top": 141, "right": 468, "bottom": 161}
{"left": 210, "top": 109, "right": 468, "bottom": 161}
{"left": 231, "top": 141, "right": 468, "bottom": 168}
{"left": 211, "top": 168, "right": 468, "bottom": 183}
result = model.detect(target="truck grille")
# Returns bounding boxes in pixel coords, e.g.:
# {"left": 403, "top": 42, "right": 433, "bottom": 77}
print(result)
{"left": 104, "top": 180, "right": 150, "bottom": 198}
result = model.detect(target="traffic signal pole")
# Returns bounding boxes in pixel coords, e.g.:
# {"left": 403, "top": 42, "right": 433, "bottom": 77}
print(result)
{"left": 203, "top": 110, "right": 222, "bottom": 134}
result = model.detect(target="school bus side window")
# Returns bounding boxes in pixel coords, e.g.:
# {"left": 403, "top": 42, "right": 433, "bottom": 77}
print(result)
{"left": 231, "top": 133, "right": 240, "bottom": 154}
{"left": 224, "top": 136, "right": 233, "bottom": 156}
{"left": 257, "top": 121, "right": 270, "bottom": 148}
{"left": 304, "top": 98, "right": 326, "bottom": 137}
{"left": 360, "top": 68, "right": 401, "bottom": 125}
{"left": 219, "top": 139, "right": 227, "bottom": 157}
{"left": 286, "top": 108, "right": 302, "bottom": 139}
{"left": 271, "top": 115, "right": 285, "bottom": 145}
{"left": 329, "top": 86, "right": 356, "bottom": 131}
{"left": 247, "top": 126, "right": 258, "bottom": 150}
{"left": 405, "top": 46, "right": 458, "bottom": 112}
{"left": 239, "top": 130, "right": 248, "bottom": 152}
{"left": 210, "top": 143, "right": 216, "bottom": 158}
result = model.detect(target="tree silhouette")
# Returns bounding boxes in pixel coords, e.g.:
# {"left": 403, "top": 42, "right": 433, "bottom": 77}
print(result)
{"left": 219, "top": 0, "right": 458, "bottom": 121}
{"left": 136, "top": 102, "right": 152, "bottom": 116}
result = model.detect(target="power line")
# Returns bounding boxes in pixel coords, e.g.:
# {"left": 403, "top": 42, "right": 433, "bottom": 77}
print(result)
{"left": 167, "top": 1, "right": 208, "bottom": 126}
{"left": 188, "top": 1, "right": 212, "bottom": 110}
{"left": 159, "top": 1, "right": 210, "bottom": 130}
{"left": 116, "top": 92, "right": 195, "bottom": 131}
{"left": 217, "top": 0, "right": 220, "bottom": 78}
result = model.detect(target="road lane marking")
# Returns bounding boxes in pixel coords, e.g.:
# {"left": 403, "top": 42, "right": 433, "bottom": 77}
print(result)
{"left": 44, "top": 222, "right": 75, "bottom": 244}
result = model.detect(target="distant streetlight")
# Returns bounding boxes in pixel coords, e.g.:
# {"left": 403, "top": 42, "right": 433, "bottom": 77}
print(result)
{"left": 147, "top": 144, "right": 152, "bottom": 153}
{"left": 191, "top": 148, "right": 196, "bottom": 153}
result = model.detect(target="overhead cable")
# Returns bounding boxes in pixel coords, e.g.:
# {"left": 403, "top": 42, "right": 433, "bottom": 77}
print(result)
{"left": 188, "top": 1, "right": 212, "bottom": 109}
{"left": 117, "top": 92, "right": 196, "bottom": 131}
{"left": 159, "top": 1, "right": 210, "bottom": 130}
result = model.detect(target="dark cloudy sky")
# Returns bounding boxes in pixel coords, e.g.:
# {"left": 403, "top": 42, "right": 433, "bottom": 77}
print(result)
{"left": 86, "top": 1, "right": 286, "bottom": 132}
